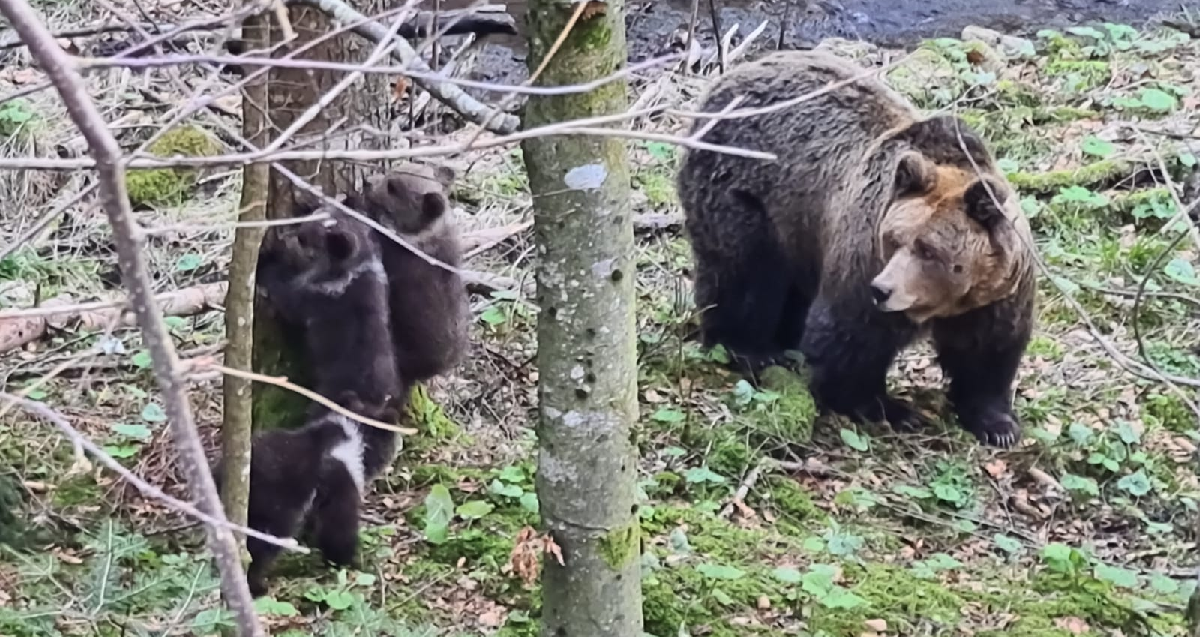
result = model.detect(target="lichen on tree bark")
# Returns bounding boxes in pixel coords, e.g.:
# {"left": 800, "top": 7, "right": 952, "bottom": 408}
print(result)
{"left": 521, "top": 1, "right": 644, "bottom": 634}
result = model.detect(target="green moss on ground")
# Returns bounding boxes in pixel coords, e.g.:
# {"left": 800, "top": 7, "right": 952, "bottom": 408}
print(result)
{"left": 125, "top": 124, "right": 220, "bottom": 207}
{"left": 1008, "top": 160, "right": 1131, "bottom": 194}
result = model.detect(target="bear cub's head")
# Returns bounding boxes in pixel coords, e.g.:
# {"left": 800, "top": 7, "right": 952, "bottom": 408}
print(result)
{"left": 360, "top": 163, "right": 456, "bottom": 236}
{"left": 279, "top": 198, "right": 383, "bottom": 294}
{"left": 871, "top": 151, "right": 1027, "bottom": 324}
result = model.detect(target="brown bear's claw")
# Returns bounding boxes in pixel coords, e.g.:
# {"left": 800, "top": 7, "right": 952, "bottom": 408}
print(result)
{"left": 966, "top": 411, "right": 1021, "bottom": 448}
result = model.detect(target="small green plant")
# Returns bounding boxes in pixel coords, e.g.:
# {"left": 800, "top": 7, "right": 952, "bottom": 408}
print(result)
{"left": 0, "top": 98, "right": 35, "bottom": 137}
{"left": 478, "top": 289, "right": 533, "bottom": 334}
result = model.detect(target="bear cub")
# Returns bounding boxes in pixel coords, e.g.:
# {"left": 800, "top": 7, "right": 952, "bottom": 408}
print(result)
{"left": 238, "top": 199, "right": 413, "bottom": 595}
{"left": 677, "top": 50, "right": 1036, "bottom": 447}
{"left": 212, "top": 408, "right": 360, "bottom": 598}
{"left": 348, "top": 162, "right": 469, "bottom": 384}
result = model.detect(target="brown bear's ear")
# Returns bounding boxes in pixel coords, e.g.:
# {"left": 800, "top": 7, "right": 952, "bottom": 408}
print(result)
{"left": 963, "top": 177, "right": 1009, "bottom": 231}
{"left": 894, "top": 151, "right": 933, "bottom": 197}
{"left": 420, "top": 192, "right": 448, "bottom": 224}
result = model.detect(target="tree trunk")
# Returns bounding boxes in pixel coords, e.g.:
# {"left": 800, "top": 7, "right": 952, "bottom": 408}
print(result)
{"left": 1189, "top": 576, "right": 1200, "bottom": 637}
{"left": 221, "top": 10, "right": 269, "bottom": 539}
{"left": 251, "top": 1, "right": 390, "bottom": 431}
{"left": 520, "top": 1, "right": 643, "bottom": 635}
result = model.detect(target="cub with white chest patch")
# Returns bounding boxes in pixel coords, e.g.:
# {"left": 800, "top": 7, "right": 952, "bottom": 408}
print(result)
{"left": 242, "top": 200, "right": 412, "bottom": 595}
{"left": 212, "top": 409, "right": 359, "bottom": 597}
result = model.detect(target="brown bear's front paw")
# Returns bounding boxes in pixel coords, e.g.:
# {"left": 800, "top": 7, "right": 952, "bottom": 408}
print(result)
{"left": 963, "top": 411, "right": 1021, "bottom": 448}
{"left": 881, "top": 397, "right": 932, "bottom": 433}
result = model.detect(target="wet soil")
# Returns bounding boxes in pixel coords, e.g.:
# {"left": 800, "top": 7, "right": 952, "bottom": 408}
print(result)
{"left": 418, "top": 0, "right": 1191, "bottom": 90}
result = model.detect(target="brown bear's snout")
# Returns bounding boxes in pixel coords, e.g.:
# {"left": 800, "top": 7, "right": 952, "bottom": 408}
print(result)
{"left": 870, "top": 281, "right": 893, "bottom": 306}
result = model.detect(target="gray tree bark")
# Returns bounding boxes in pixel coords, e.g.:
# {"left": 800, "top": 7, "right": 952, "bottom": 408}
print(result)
{"left": 520, "top": 1, "right": 644, "bottom": 635}
{"left": 221, "top": 8, "right": 269, "bottom": 545}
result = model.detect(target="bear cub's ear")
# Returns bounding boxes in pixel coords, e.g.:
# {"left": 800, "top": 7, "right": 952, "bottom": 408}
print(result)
{"left": 419, "top": 192, "right": 448, "bottom": 225}
{"left": 324, "top": 225, "right": 359, "bottom": 263}
{"left": 893, "top": 151, "right": 934, "bottom": 197}
{"left": 963, "top": 177, "right": 1009, "bottom": 231}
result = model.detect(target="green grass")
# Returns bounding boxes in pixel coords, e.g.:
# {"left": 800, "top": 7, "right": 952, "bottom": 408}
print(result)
{"left": 1, "top": 16, "right": 1199, "bottom": 637}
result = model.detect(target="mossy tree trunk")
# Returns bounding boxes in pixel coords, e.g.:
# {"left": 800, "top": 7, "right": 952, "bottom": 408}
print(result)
{"left": 251, "top": 1, "right": 389, "bottom": 431}
{"left": 520, "top": 1, "right": 643, "bottom": 634}
{"left": 221, "top": 10, "right": 269, "bottom": 540}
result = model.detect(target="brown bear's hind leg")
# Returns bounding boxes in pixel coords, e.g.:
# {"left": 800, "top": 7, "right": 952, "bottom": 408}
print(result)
{"left": 691, "top": 248, "right": 793, "bottom": 379}
{"left": 774, "top": 283, "right": 814, "bottom": 358}
{"left": 800, "top": 295, "right": 926, "bottom": 430}
{"left": 932, "top": 308, "right": 1030, "bottom": 448}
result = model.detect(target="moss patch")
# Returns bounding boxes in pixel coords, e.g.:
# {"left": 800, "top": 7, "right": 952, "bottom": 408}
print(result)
{"left": 125, "top": 124, "right": 220, "bottom": 208}
{"left": 599, "top": 521, "right": 640, "bottom": 569}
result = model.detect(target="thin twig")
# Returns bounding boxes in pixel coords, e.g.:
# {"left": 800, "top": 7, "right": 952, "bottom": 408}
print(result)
{"left": 0, "top": 104, "right": 774, "bottom": 170}
{"left": 198, "top": 362, "right": 419, "bottom": 436}
{"left": 0, "top": 2, "right": 265, "bottom": 633}
{"left": 719, "top": 459, "right": 764, "bottom": 519}
{"left": 0, "top": 392, "right": 306, "bottom": 552}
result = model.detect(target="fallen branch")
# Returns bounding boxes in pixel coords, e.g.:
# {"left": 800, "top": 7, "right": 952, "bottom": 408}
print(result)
{"left": 0, "top": 283, "right": 228, "bottom": 354}
{"left": 0, "top": 6, "right": 517, "bottom": 51}
{"left": 295, "top": 0, "right": 521, "bottom": 133}
{"left": 0, "top": 267, "right": 517, "bottom": 353}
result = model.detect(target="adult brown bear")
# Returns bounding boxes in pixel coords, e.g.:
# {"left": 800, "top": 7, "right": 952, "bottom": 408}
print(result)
{"left": 677, "top": 50, "right": 1036, "bottom": 447}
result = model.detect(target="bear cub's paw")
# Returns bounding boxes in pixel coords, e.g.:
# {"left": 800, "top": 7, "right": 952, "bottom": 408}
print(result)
{"left": 961, "top": 410, "right": 1021, "bottom": 448}
{"left": 727, "top": 349, "right": 790, "bottom": 383}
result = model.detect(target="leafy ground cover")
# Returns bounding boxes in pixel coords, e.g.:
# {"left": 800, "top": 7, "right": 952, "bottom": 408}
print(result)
{"left": 1, "top": 12, "right": 1198, "bottom": 637}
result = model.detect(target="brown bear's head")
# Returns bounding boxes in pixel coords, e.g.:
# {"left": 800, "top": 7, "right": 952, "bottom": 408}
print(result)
{"left": 871, "top": 151, "right": 1028, "bottom": 324}
{"left": 361, "top": 163, "right": 456, "bottom": 237}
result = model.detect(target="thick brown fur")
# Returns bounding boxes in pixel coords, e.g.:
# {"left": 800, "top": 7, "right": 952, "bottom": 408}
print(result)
{"left": 212, "top": 412, "right": 354, "bottom": 597}
{"left": 676, "top": 49, "right": 1036, "bottom": 447}
{"left": 247, "top": 200, "right": 414, "bottom": 594}
{"left": 349, "top": 162, "right": 469, "bottom": 383}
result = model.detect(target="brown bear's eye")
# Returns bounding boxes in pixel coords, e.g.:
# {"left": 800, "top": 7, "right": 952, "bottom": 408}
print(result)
{"left": 952, "top": 264, "right": 964, "bottom": 273}
{"left": 913, "top": 240, "right": 935, "bottom": 261}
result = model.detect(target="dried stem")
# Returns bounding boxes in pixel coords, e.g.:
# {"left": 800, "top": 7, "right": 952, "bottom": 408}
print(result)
{"left": 201, "top": 361, "right": 419, "bottom": 436}
{"left": 0, "top": 1, "right": 265, "bottom": 634}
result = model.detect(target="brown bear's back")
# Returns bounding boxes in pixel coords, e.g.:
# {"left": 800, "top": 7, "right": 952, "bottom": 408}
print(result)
{"left": 679, "top": 50, "right": 920, "bottom": 273}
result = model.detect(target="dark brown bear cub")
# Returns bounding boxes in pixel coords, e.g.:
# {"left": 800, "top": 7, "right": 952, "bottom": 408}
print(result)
{"left": 349, "top": 162, "right": 469, "bottom": 383}
{"left": 212, "top": 410, "right": 358, "bottom": 598}
{"left": 243, "top": 202, "right": 411, "bottom": 595}
{"left": 677, "top": 50, "right": 1036, "bottom": 447}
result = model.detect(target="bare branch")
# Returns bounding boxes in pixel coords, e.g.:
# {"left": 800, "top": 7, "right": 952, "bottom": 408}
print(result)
{"left": 0, "top": 392, "right": 306, "bottom": 553}
{"left": 196, "top": 361, "right": 419, "bottom": 436}
{"left": 0, "top": 2, "right": 265, "bottom": 634}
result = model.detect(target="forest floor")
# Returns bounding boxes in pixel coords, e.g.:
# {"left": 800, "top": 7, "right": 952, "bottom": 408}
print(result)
{"left": 2, "top": 7, "right": 1200, "bottom": 637}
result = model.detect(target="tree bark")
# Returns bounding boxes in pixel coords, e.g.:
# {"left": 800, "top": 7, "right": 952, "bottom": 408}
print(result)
{"left": 220, "top": 9, "right": 270, "bottom": 580}
{"left": 520, "top": 1, "right": 643, "bottom": 635}
{"left": 251, "top": 1, "right": 390, "bottom": 431}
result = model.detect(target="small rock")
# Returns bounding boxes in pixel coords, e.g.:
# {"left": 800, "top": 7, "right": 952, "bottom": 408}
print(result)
{"left": 962, "top": 25, "right": 1035, "bottom": 59}
{"left": 757, "top": 595, "right": 771, "bottom": 610}
{"left": 864, "top": 619, "right": 888, "bottom": 632}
